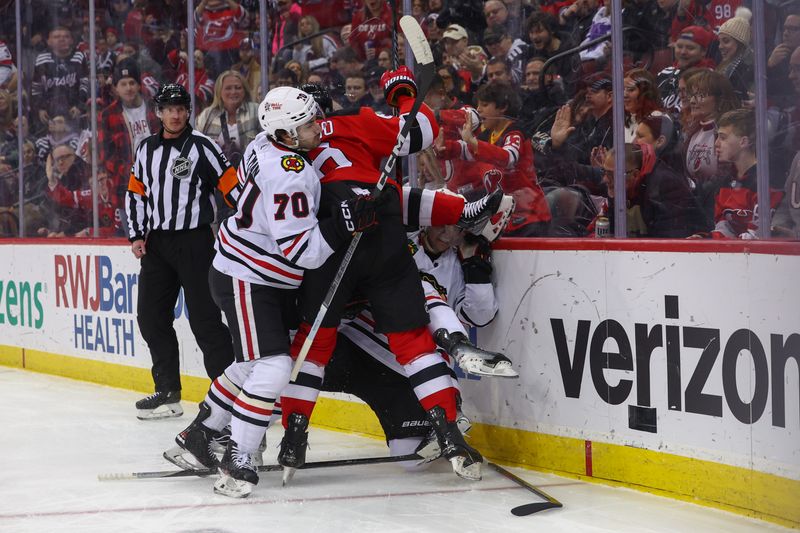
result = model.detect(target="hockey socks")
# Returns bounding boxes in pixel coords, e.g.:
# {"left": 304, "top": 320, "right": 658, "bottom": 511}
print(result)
{"left": 403, "top": 352, "right": 459, "bottom": 421}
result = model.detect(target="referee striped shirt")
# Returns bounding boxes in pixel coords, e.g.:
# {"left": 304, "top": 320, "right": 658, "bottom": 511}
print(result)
{"left": 126, "top": 125, "right": 241, "bottom": 241}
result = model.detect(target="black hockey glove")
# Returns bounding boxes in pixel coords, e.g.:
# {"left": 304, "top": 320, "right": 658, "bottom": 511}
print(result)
{"left": 459, "top": 234, "right": 492, "bottom": 284}
{"left": 321, "top": 194, "right": 381, "bottom": 248}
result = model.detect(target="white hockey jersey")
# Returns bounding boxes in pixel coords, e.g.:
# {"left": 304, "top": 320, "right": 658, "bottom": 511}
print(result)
{"left": 338, "top": 231, "right": 499, "bottom": 373}
{"left": 213, "top": 133, "right": 337, "bottom": 288}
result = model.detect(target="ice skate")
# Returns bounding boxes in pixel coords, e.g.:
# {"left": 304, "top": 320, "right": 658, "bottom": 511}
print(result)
{"left": 426, "top": 406, "right": 483, "bottom": 481}
{"left": 278, "top": 413, "right": 309, "bottom": 486}
{"left": 456, "top": 188, "right": 504, "bottom": 235}
{"left": 416, "top": 406, "right": 472, "bottom": 462}
{"left": 214, "top": 440, "right": 259, "bottom": 498}
{"left": 434, "top": 329, "right": 519, "bottom": 378}
{"left": 210, "top": 424, "right": 231, "bottom": 455}
{"left": 163, "top": 401, "right": 219, "bottom": 471}
{"left": 135, "top": 390, "right": 183, "bottom": 420}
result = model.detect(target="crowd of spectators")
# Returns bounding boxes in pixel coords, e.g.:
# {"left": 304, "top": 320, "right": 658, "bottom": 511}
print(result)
{"left": 0, "top": 0, "right": 798, "bottom": 240}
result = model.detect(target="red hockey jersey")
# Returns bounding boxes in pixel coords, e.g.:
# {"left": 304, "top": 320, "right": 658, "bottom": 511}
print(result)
{"left": 308, "top": 95, "right": 438, "bottom": 187}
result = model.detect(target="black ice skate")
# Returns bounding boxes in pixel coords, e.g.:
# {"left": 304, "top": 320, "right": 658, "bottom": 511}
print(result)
{"left": 278, "top": 413, "right": 309, "bottom": 486}
{"left": 214, "top": 440, "right": 259, "bottom": 498}
{"left": 163, "top": 401, "right": 219, "bottom": 471}
{"left": 456, "top": 188, "right": 504, "bottom": 235}
{"left": 434, "top": 329, "right": 519, "bottom": 378}
{"left": 427, "top": 406, "right": 483, "bottom": 481}
{"left": 135, "top": 390, "right": 183, "bottom": 420}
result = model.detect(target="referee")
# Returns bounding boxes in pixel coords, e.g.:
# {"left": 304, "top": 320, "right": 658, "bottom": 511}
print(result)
{"left": 126, "top": 84, "right": 241, "bottom": 420}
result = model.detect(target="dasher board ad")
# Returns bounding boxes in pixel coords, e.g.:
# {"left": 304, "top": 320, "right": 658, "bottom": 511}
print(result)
{"left": 0, "top": 244, "right": 208, "bottom": 377}
{"left": 1, "top": 242, "right": 798, "bottom": 482}
{"left": 464, "top": 248, "right": 799, "bottom": 481}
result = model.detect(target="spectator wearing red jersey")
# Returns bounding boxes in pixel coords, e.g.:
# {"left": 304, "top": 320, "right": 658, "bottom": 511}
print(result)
{"left": 661, "top": 0, "right": 715, "bottom": 43}
{"left": 349, "top": 0, "right": 394, "bottom": 61}
{"left": 700, "top": 109, "right": 783, "bottom": 239}
{"left": 168, "top": 49, "right": 216, "bottom": 109}
{"left": 46, "top": 168, "right": 122, "bottom": 238}
{"left": 194, "top": 0, "right": 248, "bottom": 73}
{"left": 436, "top": 82, "right": 551, "bottom": 236}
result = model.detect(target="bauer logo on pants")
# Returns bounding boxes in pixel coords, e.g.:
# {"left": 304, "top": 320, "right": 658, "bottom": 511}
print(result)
{"left": 171, "top": 157, "right": 192, "bottom": 179}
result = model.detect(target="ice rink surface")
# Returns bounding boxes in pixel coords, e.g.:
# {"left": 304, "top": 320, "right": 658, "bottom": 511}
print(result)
{"left": 0, "top": 367, "right": 791, "bottom": 533}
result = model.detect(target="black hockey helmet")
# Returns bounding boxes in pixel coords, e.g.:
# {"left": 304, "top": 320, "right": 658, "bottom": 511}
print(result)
{"left": 154, "top": 83, "right": 191, "bottom": 110}
{"left": 300, "top": 83, "right": 332, "bottom": 114}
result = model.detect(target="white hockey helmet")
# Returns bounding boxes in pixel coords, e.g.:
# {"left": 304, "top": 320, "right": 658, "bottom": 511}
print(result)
{"left": 258, "top": 86, "right": 320, "bottom": 148}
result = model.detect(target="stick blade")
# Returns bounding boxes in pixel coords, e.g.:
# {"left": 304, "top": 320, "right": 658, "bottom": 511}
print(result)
{"left": 511, "top": 501, "right": 562, "bottom": 516}
{"left": 399, "top": 16, "right": 433, "bottom": 65}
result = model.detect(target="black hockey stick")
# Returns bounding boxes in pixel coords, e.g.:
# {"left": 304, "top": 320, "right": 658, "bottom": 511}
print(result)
{"left": 289, "top": 15, "right": 436, "bottom": 381}
{"left": 98, "top": 452, "right": 423, "bottom": 481}
{"left": 488, "top": 463, "right": 563, "bottom": 516}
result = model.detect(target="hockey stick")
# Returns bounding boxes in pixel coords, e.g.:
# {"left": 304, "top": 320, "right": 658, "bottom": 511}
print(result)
{"left": 488, "top": 463, "right": 563, "bottom": 516}
{"left": 98, "top": 452, "right": 424, "bottom": 481}
{"left": 289, "top": 15, "right": 436, "bottom": 381}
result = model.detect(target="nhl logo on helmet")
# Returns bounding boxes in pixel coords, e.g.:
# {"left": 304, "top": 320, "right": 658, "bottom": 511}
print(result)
{"left": 281, "top": 155, "right": 305, "bottom": 173}
{"left": 171, "top": 156, "right": 192, "bottom": 179}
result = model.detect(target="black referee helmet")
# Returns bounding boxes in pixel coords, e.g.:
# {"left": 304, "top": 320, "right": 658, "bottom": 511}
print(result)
{"left": 154, "top": 83, "right": 191, "bottom": 110}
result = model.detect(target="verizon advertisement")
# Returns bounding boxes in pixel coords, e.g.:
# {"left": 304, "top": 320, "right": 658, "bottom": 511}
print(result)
{"left": 464, "top": 248, "right": 799, "bottom": 481}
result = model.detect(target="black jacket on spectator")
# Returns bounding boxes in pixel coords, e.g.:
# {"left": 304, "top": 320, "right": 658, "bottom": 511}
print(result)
{"left": 609, "top": 158, "right": 706, "bottom": 238}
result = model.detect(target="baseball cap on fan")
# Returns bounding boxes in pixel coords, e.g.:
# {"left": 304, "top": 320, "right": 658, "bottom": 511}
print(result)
{"left": 442, "top": 24, "right": 468, "bottom": 42}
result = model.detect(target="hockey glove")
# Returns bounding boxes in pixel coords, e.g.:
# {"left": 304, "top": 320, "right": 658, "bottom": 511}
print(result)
{"left": 459, "top": 234, "right": 492, "bottom": 284}
{"left": 381, "top": 66, "right": 417, "bottom": 107}
{"left": 320, "top": 194, "right": 380, "bottom": 249}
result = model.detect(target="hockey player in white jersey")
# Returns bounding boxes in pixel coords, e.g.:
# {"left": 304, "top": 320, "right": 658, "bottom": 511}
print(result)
{"left": 163, "top": 86, "right": 384, "bottom": 498}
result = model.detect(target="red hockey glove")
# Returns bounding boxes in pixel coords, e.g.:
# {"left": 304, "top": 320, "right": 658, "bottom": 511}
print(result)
{"left": 381, "top": 66, "right": 417, "bottom": 107}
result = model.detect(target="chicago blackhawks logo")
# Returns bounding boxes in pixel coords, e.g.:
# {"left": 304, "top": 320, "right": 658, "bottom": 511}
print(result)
{"left": 171, "top": 156, "right": 192, "bottom": 179}
{"left": 281, "top": 155, "right": 305, "bottom": 173}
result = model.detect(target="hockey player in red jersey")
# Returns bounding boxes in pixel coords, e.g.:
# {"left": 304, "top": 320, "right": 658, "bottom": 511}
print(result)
{"left": 278, "top": 68, "right": 484, "bottom": 482}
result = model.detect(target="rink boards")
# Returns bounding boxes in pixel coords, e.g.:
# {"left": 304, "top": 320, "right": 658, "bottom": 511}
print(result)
{"left": 0, "top": 238, "right": 798, "bottom": 528}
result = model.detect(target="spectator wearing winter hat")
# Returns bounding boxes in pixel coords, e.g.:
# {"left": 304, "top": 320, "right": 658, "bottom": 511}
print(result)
{"left": 656, "top": 25, "right": 716, "bottom": 116}
{"left": 98, "top": 58, "right": 159, "bottom": 201}
{"left": 716, "top": 7, "right": 753, "bottom": 102}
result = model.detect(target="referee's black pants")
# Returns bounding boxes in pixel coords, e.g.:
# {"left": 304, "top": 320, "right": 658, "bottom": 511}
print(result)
{"left": 136, "top": 226, "right": 234, "bottom": 392}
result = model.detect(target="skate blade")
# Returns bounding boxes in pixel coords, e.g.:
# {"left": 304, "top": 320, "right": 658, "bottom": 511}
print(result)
{"left": 462, "top": 361, "right": 519, "bottom": 379}
{"left": 282, "top": 466, "right": 297, "bottom": 486}
{"left": 450, "top": 456, "right": 482, "bottom": 481}
{"left": 213, "top": 474, "right": 253, "bottom": 498}
{"left": 163, "top": 446, "right": 213, "bottom": 473}
{"left": 137, "top": 403, "right": 183, "bottom": 420}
